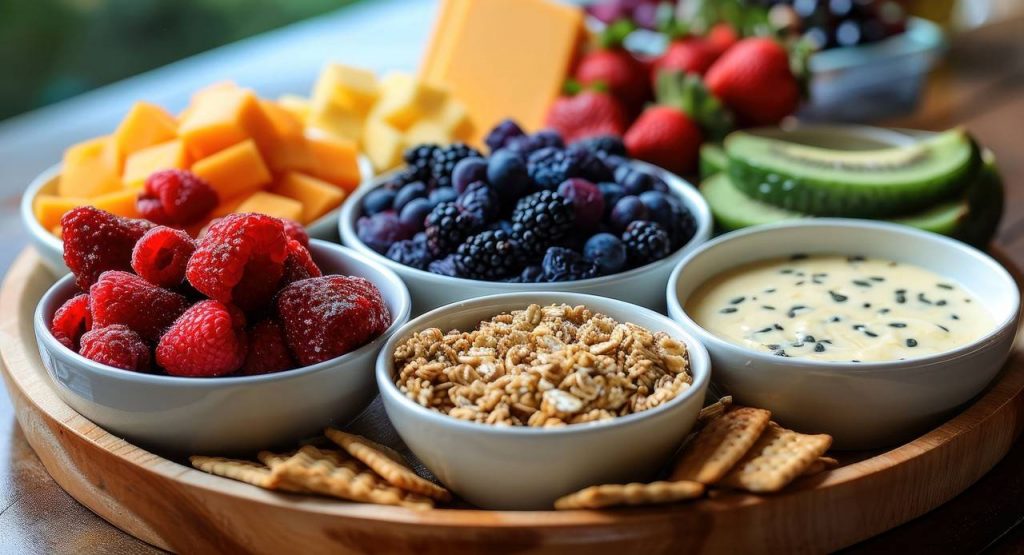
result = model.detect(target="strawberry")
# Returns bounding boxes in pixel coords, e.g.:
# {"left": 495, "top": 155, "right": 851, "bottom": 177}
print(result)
{"left": 651, "top": 38, "right": 719, "bottom": 85}
{"left": 705, "top": 37, "right": 800, "bottom": 126}
{"left": 575, "top": 49, "right": 651, "bottom": 112}
{"left": 706, "top": 23, "right": 739, "bottom": 58}
{"left": 546, "top": 89, "right": 627, "bottom": 144}
{"left": 624, "top": 105, "right": 702, "bottom": 176}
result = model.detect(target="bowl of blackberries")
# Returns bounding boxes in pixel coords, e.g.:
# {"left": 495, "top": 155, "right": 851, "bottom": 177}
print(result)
{"left": 339, "top": 120, "right": 712, "bottom": 313}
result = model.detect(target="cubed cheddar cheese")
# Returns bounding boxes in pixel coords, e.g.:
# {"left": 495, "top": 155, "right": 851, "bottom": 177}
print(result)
{"left": 372, "top": 73, "right": 448, "bottom": 131}
{"left": 362, "top": 118, "right": 405, "bottom": 172}
{"left": 278, "top": 95, "right": 311, "bottom": 124}
{"left": 256, "top": 100, "right": 307, "bottom": 172}
{"left": 312, "top": 63, "right": 379, "bottom": 116}
{"left": 122, "top": 139, "right": 189, "bottom": 189}
{"left": 178, "top": 88, "right": 270, "bottom": 159}
{"left": 234, "top": 191, "right": 304, "bottom": 222}
{"left": 34, "top": 195, "right": 86, "bottom": 230}
{"left": 271, "top": 172, "right": 346, "bottom": 224}
{"left": 180, "top": 81, "right": 240, "bottom": 122}
{"left": 191, "top": 139, "right": 271, "bottom": 199}
{"left": 308, "top": 95, "right": 364, "bottom": 142}
{"left": 210, "top": 193, "right": 252, "bottom": 219}
{"left": 303, "top": 135, "right": 361, "bottom": 191}
{"left": 58, "top": 136, "right": 122, "bottom": 198}
{"left": 111, "top": 102, "right": 178, "bottom": 167}
{"left": 91, "top": 189, "right": 141, "bottom": 219}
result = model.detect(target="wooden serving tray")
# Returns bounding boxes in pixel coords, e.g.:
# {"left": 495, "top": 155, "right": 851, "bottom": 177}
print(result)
{"left": 2, "top": 247, "right": 1022, "bottom": 554}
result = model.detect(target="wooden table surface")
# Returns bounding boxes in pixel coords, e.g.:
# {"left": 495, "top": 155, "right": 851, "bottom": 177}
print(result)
{"left": 3, "top": 14, "right": 1024, "bottom": 555}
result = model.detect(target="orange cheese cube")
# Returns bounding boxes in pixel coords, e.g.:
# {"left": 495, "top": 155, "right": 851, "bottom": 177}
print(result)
{"left": 122, "top": 140, "right": 189, "bottom": 189}
{"left": 419, "top": 0, "right": 584, "bottom": 143}
{"left": 278, "top": 95, "right": 311, "bottom": 123}
{"left": 59, "top": 136, "right": 122, "bottom": 198}
{"left": 271, "top": 172, "right": 346, "bottom": 224}
{"left": 191, "top": 140, "right": 271, "bottom": 199}
{"left": 210, "top": 193, "right": 252, "bottom": 219}
{"left": 178, "top": 88, "right": 269, "bottom": 159}
{"left": 91, "top": 189, "right": 141, "bottom": 219}
{"left": 256, "top": 100, "right": 308, "bottom": 172}
{"left": 304, "top": 135, "right": 361, "bottom": 191}
{"left": 234, "top": 191, "right": 304, "bottom": 222}
{"left": 111, "top": 102, "right": 177, "bottom": 166}
{"left": 179, "top": 81, "right": 240, "bottom": 121}
{"left": 34, "top": 195, "right": 86, "bottom": 230}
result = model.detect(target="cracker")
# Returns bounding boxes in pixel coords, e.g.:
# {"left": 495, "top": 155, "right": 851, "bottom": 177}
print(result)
{"left": 801, "top": 456, "right": 840, "bottom": 477}
{"left": 697, "top": 395, "right": 733, "bottom": 425}
{"left": 265, "top": 445, "right": 434, "bottom": 510}
{"left": 554, "top": 480, "right": 704, "bottom": 510}
{"left": 325, "top": 428, "right": 451, "bottom": 502}
{"left": 669, "top": 406, "right": 771, "bottom": 484}
{"left": 718, "top": 422, "right": 833, "bottom": 493}
{"left": 190, "top": 455, "right": 307, "bottom": 493}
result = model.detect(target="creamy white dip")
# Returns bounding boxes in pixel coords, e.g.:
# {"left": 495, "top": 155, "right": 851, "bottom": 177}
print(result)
{"left": 686, "top": 255, "right": 993, "bottom": 362}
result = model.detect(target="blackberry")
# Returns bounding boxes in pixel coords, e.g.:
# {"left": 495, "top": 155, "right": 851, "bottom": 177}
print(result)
{"left": 506, "top": 130, "right": 564, "bottom": 157}
{"left": 453, "top": 230, "right": 524, "bottom": 280}
{"left": 510, "top": 190, "right": 574, "bottom": 254}
{"left": 456, "top": 181, "right": 500, "bottom": 223}
{"left": 484, "top": 119, "right": 525, "bottom": 153}
{"left": 566, "top": 143, "right": 613, "bottom": 183}
{"left": 403, "top": 144, "right": 442, "bottom": 182}
{"left": 378, "top": 166, "right": 420, "bottom": 191}
{"left": 424, "top": 202, "right": 480, "bottom": 256}
{"left": 665, "top": 196, "right": 698, "bottom": 249}
{"left": 386, "top": 235, "right": 432, "bottom": 270}
{"left": 542, "top": 247, "right": 599, "bottom": 282}
{"left": 527, "top": 147, "right": 575, "bottom": 190}
{"left": 429, "top": 143, "right": 482, "bottom": 188}
{"left": 428, "top": 254, "right": 460, "bottom": 277}
{"left": 622, "top": 221, "right": 672, "bottom": 266}
{"left": 572, "top": 135, "right": 627, "bottom": 157}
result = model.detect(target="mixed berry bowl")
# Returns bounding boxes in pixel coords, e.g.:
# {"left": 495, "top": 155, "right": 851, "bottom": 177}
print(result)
{"left": 340, "top": 124, "right": 712, "bottom": 313}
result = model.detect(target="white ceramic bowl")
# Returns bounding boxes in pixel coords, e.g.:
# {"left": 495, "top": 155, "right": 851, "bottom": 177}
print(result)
{"left": 340, "top": 160, "right": 712, "bottom": 315}
{"left": 666, "top": 219, "right": 1020, "bottom": 449}
{"left": 376, "top": 292, "right": 710, "bottom": 510}
{"left": 21, "top": 157, "right": 374, "bottom": 276}
{"left": 33, "top": 240, "right": 411, "bottom": 456}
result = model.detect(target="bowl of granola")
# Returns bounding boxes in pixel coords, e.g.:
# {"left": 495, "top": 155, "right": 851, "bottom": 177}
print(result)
{"left": 376, "top": 292, "right": 710, "bottom": 510}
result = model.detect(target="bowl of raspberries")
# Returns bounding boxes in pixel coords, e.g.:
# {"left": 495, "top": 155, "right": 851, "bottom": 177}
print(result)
{"left": 34, "top": 208, "right": 410, "bottom": 454}
{"left": 339, "top": 120, "right": 712, "bottom": 313}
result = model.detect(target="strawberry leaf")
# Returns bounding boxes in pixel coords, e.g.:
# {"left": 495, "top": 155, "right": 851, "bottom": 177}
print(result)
{"left": 562, "top": 79, "right": 582, "bottom": 96}
{"left": 599, "top": 19, "right": 637, "bottom": 49}
{"left": 655, "top": 69, "right": 734, "bottom": 142}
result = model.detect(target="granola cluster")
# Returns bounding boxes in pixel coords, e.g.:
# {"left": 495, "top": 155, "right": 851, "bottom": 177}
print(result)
{"left": 392, "top": 304, "right": 692, "bottom": 427}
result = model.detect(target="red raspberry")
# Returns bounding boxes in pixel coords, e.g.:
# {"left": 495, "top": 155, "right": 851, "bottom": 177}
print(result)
{"left": 241, "top": 318, "right": 296, "bottom": 375}
{"left": 79, "top": 324, "right": 151, "bottom": 372}
{"left": 186, "top": 213, "right": 289, "bottom": 314}
{"left": 275, "top": 276, "right": 391, "bottom": 366}
{"left": 131, "top": 226, "right": 196, "bottom": 287}
{"left": 51, "top": 294, "right": 92, "bottom": 350}
{"left": 280, "top": 219, "right": 310, "bottom": 247}
{"left": 156, "top": 300, "right": 248, "bottom": 377}
{"left": 62, "top": 207, "right": 154, "bottom": 289}
{"left": 137, "top": 169, "right": 219, "bottom": 227}
{"left": 90, "top": 271, "right": 190, "bottom": 341}
{"left": 281, "top": 239, "right": 322, "bottom": 285}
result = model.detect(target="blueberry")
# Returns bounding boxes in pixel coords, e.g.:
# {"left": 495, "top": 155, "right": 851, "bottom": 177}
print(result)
{"left": 428, "top": 254, "right": 460, "bottom": 277}
{"left": 512, "top": 265, "right": 546, "bottom": 283}
{"left": 601, "top": 154, "right": 629, "bottom": 173}
{"left": 541, "top": 247, "right": 599, "bottom": 282}
{"left": 597, "top": 182, "right": 625, "bottom": 217}
{"left": 356, "top": 211, "right": 412, "bottom": 254}
{"left": 428, "top": 186, "right": 458, "bottom": 207}
{"left": 484, "top": 119, "right": 526, "bottom": 153}
{"left": 487, "top": 149, "right": 531, "bottom": 201}
{"left": 614, "top": 165, "right": 655, "bottom": 195}
{"left": 452, "top": 157, "right": 489, "bottom": 194}
{"left": 584, "top": 233, "right": 627, "bottom": 275}
{"left": 399, "top": 197, "right": 434, "bottom": 232}
{"left": 362, "top": 188, "right": 396, "bottom": 215}
{"left": 639, "top": 191, "right": 673, "bottom": 227}
{"left": 557, "top": 178, "right": 604, "bottom": 231}
{"left": 393, "top": 181, "right": 427, "bottom": 212}
{"left": 609, "top": 196, "right": 649, "bottom": 233}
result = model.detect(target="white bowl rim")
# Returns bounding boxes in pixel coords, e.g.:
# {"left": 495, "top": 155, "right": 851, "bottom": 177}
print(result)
{"left": 666, "top": 218, "right": 1021, "bottom": 374}
{"left": 35, "top": 240, "right": 412, "bottom": 388}
{"left": 376, "top": 291, "right": 711, "bottom": 437}
{"left": 339, "top": 159, "right": 713, "bottom": 289}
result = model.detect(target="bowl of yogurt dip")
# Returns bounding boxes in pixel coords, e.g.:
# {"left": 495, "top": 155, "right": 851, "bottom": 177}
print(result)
{"left": 667, "top": 219, "right": 1020, "bottom": 449}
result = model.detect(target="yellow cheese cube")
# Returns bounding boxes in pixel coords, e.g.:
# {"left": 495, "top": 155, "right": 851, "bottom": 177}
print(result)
{"left": 34, "top": 195, "right": 86, "bottom": 230}
{"left": 363, "top": 118, "right": 405, "bottom": 172}
{"left": 58, "top": 136, "right": 123, "bottom": 198}
{"left": 234, "top": 191, "right": 304, "bottom": 222}
{"left": 122, "top": 140, "right": 189, "bottom": 189}
{"left": 271, "top": 172, "right": 346, "bottom": 224}
{"left": 91, "top": 189, "right": 141, "bottom": 219}
{"left": 191, "top": 139, "right": 271, "bottom": 199}
{"left": 372, "top": 73, "right": 448, "bottom": 131}
{"left": 403, "top": 120, "right": 451, "bottom": 148}
{"left": 111, "top": 102, "right": 178, "bottom": 166}
{"left": 312, "top": 63, "right": 379, "bottom": 116}
{"left": 307, "top": 97, "right": 364, "bottom": 142}
{"left": 277, "top": 95, "right": 311, "bottom": 124}
{"left": 431, "top": 100, "right": 474, "bottom": 141}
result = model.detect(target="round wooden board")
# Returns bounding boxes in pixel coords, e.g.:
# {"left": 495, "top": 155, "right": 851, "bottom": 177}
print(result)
{"left": 2, "top": 247, "right": 1023, "bottom": 554}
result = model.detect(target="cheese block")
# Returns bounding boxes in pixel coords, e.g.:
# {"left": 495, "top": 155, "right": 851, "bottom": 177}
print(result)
{"left": 178, "top": 88, "right": 271, "bottom": 159}
{"left": 271, "top": 172, "right": 346, "bottom": 224}
{"left": 91, "top": 189, "right": 141, "bottom": 219}
{"left": 122, "top": 139, "right": 189, "bottom": 189}
{"left": 278, "top": 95, "right": 311, "bottom": 124}
{"left": 303, "top": 134, "right": 361, "bottom": 191}
{"left": 419, "top": 0, "right": 584, "bottom": 143}
{"left": 312, "top": 63, "right": 379, "bottom": 116}
{"left": 34, "top": 195, "right": 86, "bottom": 230}
{"left": 363, "top": 117, "right": 405, "bottom": 172}
{"left": 58, "top": 136, "right": 122, "bottom": 198}
{"left": 234, "top": 191, "right": 304, "bottom": 223}
{"left": 372, "top": 73, "right": 448, "bottom": 131}
{"left": 111, "top": 102, "right": 178, "bottom": 168}
{"left": 191, "top": 139, "right": 271, "bottom": 199}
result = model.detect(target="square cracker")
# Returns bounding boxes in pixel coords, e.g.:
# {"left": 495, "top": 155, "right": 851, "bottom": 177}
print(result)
{"left": 669, "top": 406, "right": 771, "bottom": 484}
{"left": 325, "top": 428, "right": 451, "bottom": 502}
{"left": 554, "top": 481, "right": 705, "bottom": 510}
{"left": 189, "top": 455, "right": 307, "bottom": 493}
{"left": 801, "top": 456, "right": 841, "bottom": 477}
{"left": 263, "top": 445, "right": 434, "bottom": 510}
{"left": 718, "top": 422, "right": 833, "bottom": 493}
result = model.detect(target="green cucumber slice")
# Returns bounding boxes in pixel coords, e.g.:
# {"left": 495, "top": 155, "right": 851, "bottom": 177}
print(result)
{"left": 724, "top": 128, "right": 979, "bottom": 217}
{"left": 699, "top": 144, "right": 727, "bottom": 179}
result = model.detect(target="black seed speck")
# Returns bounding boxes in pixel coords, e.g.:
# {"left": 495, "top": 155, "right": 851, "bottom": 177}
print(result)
{"left": 848, "top": 255, "right": 866, "bottom": 263}
{"left": 756, "top": 327, "right": 773, "bottom": 333}
{"left": 829, "top": 291, "right": 848, "bottom": 302}
{"left": 774, "top": 323, "right": 784, "bottom": 331}
{"left": 764, "top": 288, "right": 776, "bottom": 294}
{"left": 814, "top": 343, "right": 825, "bottom": 352}
{"left": 864, "top": 330, "right": 879, "bottom": 338}
{"left": 870, "top": 276, "right": 885, "bottom": 282}
{"left": 780, "top": 269, "right": 794, "bottom": 275}
{"left": 889, "top": 323, "right": 906, "bottom": 328}
{"left": 852, "top": 280, "right": 871, "bottom": 287}
{"left": 762, "top": 305, "right": 776, "bottom": 311}
{"left": 730, "top": 296, "right": 746, "bottom": 305}
{"left": 821, "top": 339, "right": 833, "bottom": 344}
{"left": 937, "top": 283, "right": 954, "bottom": 290}
{"left": 829, "top": 316, "right": 841, "bottom": 323}
{"left": 795, "top": 281, "right": 805, "bottom": 286}
{"left": 720, "top": 307, "right": 738, "bottom": 314}
{"left": 965, "top": 298, "right": 972, "bottom": 303}
{"left": 937, "top": 324, "right": 950, "bottom": 332}
{"left": 774, "top": 350, "right": 789, "bottom": 357}
{"left": 936, "top": 300, "right": 947, "bottom": 306}
{"left": 765, "top": 344, "right": 780, "bottom": 350}
{"left": 952, "top": 314, "right": 960, "bottom": 320}
{"left": 879, "top": 308, "right": 891, "bottom": 314}
{"left": 803, "top": 335, "right": 816, "bottom": 342}
{"left": 852, "top": 359, "right": 862, "bottom": 363}
{"left": 791, "top": 342, "right": 804, "bottom": 348}
{"left": 862, "top": 303, "right": 871, "bottom": 308}
{"left": 906, "top": 338, "right": 918, "bottom": 347}
{"left": 917, "top": 292, "right": 933, "bottom": 305}
{"left": 852, "top": 324, "right": 866, "bottom": 331}
{"left": 787, "top": 305, "right": 808, "bottom": 318}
